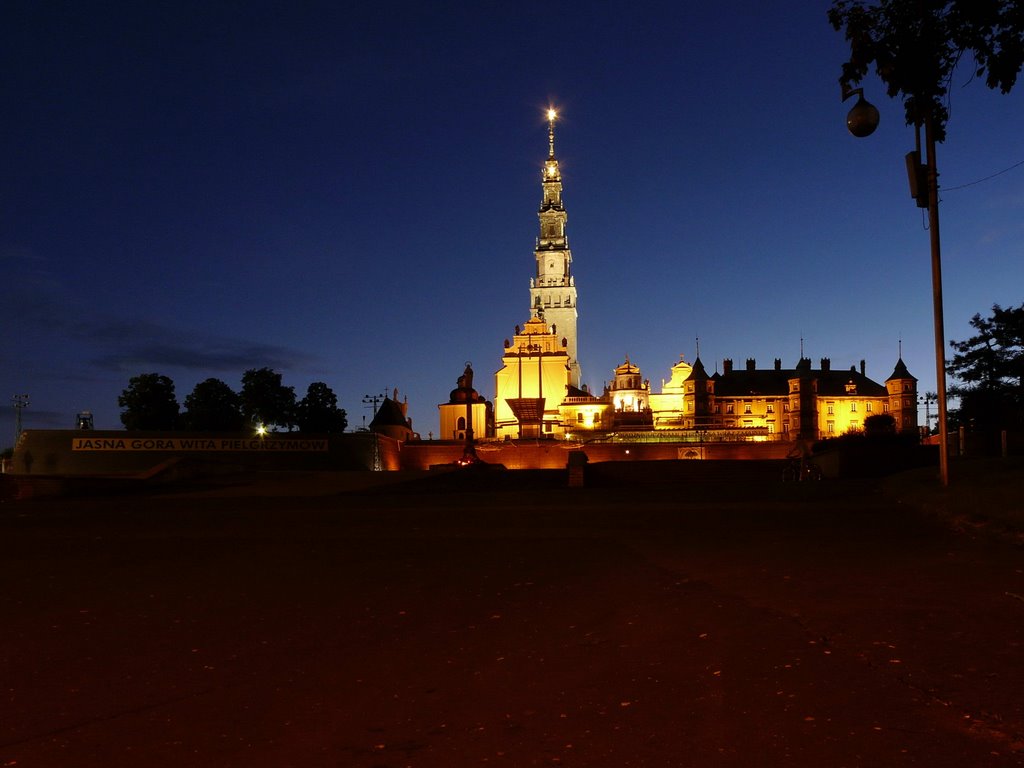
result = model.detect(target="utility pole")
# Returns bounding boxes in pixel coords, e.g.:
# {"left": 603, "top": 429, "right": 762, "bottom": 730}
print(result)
{"left": 362, "top": 391, "right": 386, "bottom": 421}
{"left": 843, "top": 87, "right": 950, "bottom": 486}
{"left": 362, "top": 391, "right": 386, "bottom": 471}
{"left": 12, "top": 394, "right": 29, "bottom": 445}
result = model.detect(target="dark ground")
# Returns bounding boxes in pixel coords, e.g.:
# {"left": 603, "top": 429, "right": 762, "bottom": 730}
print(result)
{"left": 2, "top": 469, "right": 1023, "bottom": 767}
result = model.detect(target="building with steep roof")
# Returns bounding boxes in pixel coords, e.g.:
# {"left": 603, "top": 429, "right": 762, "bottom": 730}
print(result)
{"left": 370, "top": 392, "right": 415, "bottom": 442}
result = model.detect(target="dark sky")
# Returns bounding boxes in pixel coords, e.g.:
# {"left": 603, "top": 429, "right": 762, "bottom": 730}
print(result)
{"left": 3, "top": 1, "right": 1023, "bottom": 440}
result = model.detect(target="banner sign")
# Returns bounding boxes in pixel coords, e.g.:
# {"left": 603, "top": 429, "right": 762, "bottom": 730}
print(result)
{"left": 71, "top": 437, "right": 328, "bottom": 452}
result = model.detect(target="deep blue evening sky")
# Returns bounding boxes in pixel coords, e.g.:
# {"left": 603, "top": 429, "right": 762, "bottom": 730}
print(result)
{"left": 3, "top": 2, "right": 1023, "bottom": 441}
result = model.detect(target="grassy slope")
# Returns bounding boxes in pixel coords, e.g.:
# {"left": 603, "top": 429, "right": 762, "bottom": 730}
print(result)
{"left": 882, "top": 456, "right": 1024, "bottom": 540}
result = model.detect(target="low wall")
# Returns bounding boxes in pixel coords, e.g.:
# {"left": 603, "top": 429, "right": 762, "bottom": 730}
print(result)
{"left": 7, "top": 430, "right": 402, "bottom": 476}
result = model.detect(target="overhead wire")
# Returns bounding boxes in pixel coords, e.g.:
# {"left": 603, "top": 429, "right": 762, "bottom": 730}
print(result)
{"left": 942, "top": 159, "right": 1024, "bottom": 192}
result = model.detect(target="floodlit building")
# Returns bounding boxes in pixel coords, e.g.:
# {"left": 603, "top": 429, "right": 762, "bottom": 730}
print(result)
{"left": 494, "top": 316, "right": 573, "bottom": 439}
{"left": 438, "top": 364, "right": 491, "bottom": 442}
{"left": 449, "top": 110, "right": 918, "bottom": 444}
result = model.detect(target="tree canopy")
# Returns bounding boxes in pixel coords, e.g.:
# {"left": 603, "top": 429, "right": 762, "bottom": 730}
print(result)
{"left": 183, "top": 378, "right": 245, "bottom": 432}
{"left": 295, "top": 382, "right": 348, "bottom": 434}
{"left": 947, "top": 303, "right": 1024, "bottom": 429}
{"left": 829, "top": 0, "right": 1024, "bottom": 140}
{"left": 239, "top": 367, "right": 296, "bottom": 431}
{"left": 118, "top": 373, "right": 180, "bottom": 431}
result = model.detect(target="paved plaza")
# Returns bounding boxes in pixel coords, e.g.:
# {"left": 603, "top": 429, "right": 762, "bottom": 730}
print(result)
{"left": 2, "top": 471, "right": 1022, "bottom": 766}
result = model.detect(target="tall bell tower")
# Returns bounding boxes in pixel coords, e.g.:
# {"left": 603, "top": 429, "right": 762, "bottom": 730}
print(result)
{"left": 529, "top": 108, "right": 581, "bottom": 388}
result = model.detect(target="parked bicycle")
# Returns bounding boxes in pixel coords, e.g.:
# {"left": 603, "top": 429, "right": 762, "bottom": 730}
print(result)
{"left": 781, "top": 457, "right": 822, "bottom": 482}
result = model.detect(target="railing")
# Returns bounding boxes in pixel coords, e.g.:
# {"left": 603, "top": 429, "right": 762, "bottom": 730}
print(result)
{"left": 587, "top": 428, "right": 781, "bottom": 444}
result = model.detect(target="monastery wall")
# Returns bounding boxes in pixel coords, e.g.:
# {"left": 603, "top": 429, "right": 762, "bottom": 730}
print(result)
{"left": 398, "top": 439, "right": 790, "bottom": 471}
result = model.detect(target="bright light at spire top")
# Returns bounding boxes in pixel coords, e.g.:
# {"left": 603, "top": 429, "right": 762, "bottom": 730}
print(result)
{"left": 547, "top": 108, "right": 557, "bottom": 122}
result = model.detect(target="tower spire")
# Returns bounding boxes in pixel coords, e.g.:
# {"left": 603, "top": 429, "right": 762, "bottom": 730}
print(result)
{"left": 530, "top": 105, "right": 580, "bottom": 387}
{"left": 547, "top": 108, "right": 557, "bottom": 159}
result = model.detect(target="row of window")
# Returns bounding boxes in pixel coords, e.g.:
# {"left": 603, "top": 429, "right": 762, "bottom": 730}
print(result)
{"left": 722, "top": 402, "right": 785, "bottom": 414}
{"left": 534, "top": 294, "right": 573, "bottom": 307}
{"left": 826, "top": 401, "right": 872, "bottom": 414}
{"left": 827, "top": 420, "right": 860, "bottom": 433}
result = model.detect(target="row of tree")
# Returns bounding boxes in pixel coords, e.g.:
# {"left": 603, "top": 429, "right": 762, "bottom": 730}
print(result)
{"left": 118, "top": 368, "right": 348, "bottom": 433}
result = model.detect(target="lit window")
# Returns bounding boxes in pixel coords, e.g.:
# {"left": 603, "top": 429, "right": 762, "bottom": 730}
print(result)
{"left": 850, "top": 402, "right": 857, "bottom": 412}
{"left": 783, "top": 402, "right": 790, "bottom": 412}
{"left": 577, "top": 413, "right": 584, "bottom": 423}
{"left": 782, "top": 423, "right": 790, "bottom": 433}
{"left": 866, "top": 402, "right": 873, "bottom": 412}
{"left": 883, "top": 402, "right": 890, "bottom": 412}
{"left": 726, "top": 403, "right": 734, "bottom": 414}
{"left": 827, "top": 402, "right": 835, "bottom": 415}
{"left": 744, "top": 402, "right": 752, "bottom": 414}
{"left": 827, "top": 421, "right": 835, "bottom": 433}
{"left": 766, "top": 403, "right": 774, "bottom": 413}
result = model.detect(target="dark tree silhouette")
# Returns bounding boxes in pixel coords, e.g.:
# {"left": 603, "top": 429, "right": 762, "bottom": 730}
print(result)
{"left": 118, "top": 373, "right": 179, "bottom": 431}
{"left": 947, "top": 303, "right": 1024, "bottom": 429}
{"left": 864, "top": 413, "right": 897, "bottom": 436}
{"left": 295, "top": 382, "right": 348, "bottom": 434}
{"left": 183, "top": 378, "right": 245, "bottom": 432}
{"left": 829, "top": 0, "right": 1024, "bottom": 140}
{"left": 240, "top": 368, "right": 296, "bottom": 431}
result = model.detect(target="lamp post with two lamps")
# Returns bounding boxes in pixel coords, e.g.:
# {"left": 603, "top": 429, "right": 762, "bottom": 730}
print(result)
{"left": 841, "top": 87, "right": 950, "bottom": 486}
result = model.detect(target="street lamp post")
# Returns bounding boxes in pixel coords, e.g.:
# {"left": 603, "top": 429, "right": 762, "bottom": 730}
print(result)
{"left": 841, "top": 88, "right": 950, "bottom": 486}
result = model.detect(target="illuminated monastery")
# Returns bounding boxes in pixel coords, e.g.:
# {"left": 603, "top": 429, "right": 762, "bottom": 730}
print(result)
{"left": 440, "top": 110, "right": 918, "bottom": 444}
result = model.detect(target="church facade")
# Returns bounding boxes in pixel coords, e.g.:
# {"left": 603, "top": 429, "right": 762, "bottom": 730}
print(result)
{"left": 443, "top": 110, "right": 918, "bottom": 444}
